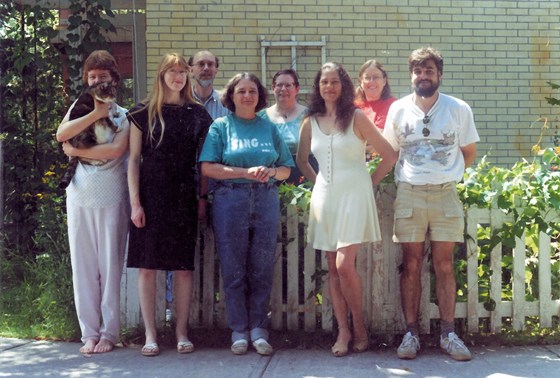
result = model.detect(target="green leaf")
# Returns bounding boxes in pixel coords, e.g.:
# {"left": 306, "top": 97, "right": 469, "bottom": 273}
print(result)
{"left": 67, "top": 15, "right": 82, "bottom": 28}
{"left": 97, "top": 0, "right": 111, "bottom": 9}
{"left": 99, "top": 18, "right": 113, "bottom": 30}
{"left": 497, "top": 195, "right": 513, "bottom": 210}
{"left": 484, "top": 298, "right": 497, "bottom": 311}
{"left": 545, "top": 97, "right": 560, "bottom": 106}
{"left": 67, "top": 33, "right": 80, "bottom": 43}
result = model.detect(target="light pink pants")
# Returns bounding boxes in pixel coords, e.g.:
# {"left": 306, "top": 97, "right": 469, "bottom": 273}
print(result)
{"left": 66, "top": 200, "right": 129, "bottom": 344}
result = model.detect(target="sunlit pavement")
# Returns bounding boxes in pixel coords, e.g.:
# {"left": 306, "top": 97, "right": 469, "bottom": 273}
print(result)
{"left": 1, "top": 337, "right": 559, "bottom": 377}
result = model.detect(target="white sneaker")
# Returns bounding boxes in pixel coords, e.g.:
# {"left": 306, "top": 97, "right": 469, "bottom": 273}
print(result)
{"left": 252, "top": 338, "right": 273, "bottom": 356}
{"left": 231, "top": 339, "right": 248, "bottom": 355}
{"left": 397, "top": 332, "right": 420, "bottom": 359}
{"left": 440, "top": 332, "right": 472, "bottom": 361}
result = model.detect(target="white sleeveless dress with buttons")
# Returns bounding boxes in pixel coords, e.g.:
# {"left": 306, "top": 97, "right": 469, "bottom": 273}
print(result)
{"left": 308, "top": 114, "right": 381, "bottom": 251}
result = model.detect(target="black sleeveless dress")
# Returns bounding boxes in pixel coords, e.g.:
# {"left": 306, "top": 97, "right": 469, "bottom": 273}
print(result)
{"left": 126, "top": 102, "right": 212, "bottom": 270}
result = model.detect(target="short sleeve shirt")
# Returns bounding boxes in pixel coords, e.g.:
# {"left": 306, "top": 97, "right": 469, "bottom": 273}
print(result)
{"left": 66, "top": 103, "right": 129, "bottom": 208}
{"left": 383, "top": 93, "right": 480, "bottom": 185}
{"left": 199, "top": 114, "right": 294, "bottom": 184}
{"left": 258, "top": 109, "right": 305, "bottom": 155}
{"left": 193, "top": 89, "right": 230, "bottom": 119}
{"left": 355, "top": 97, "right": 397, "bottom": 130}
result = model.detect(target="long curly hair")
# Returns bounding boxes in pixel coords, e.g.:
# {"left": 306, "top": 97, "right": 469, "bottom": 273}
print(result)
{"left": 355, "top": 59, "right": 392, "bottom": 104}
{"left": 306, "top": 62, "right": 356, "bottom": 132}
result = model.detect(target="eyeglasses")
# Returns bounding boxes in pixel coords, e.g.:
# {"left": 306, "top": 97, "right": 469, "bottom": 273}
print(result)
{"left": 422, "top": 115, "right": 430, "bottom": 137}
{"left": 166, "top": 69, "right": 188, "bottom": 76}
{"left": 194, "top": 61, "right": 216, "bottom": 69}
{"left": 362, "top": 75, "right": 384, "bottom": 82}
{"left": 274, "top": 83, "right": 295, "bottom": 90}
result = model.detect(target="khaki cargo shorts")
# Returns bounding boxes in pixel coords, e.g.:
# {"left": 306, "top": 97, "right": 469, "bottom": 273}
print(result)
{"left": 392, "top": 181, "right": 464, "bottom": 243}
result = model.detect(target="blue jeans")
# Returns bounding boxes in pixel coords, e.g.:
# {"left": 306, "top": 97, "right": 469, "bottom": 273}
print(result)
{"left": 212, "top": 181, "right": 279, "bottom": 343}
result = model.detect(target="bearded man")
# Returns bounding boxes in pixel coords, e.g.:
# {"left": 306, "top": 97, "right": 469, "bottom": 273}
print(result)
{"left": 383, "top": 46, "right": 479, "bottom": 362}
{"left": 189, "top": 50, "right": 230, "bottom": 119}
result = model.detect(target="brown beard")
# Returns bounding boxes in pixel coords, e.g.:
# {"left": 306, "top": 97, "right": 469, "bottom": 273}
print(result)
{"left": 414, "top": 80, "right": 439, "bottom": 97}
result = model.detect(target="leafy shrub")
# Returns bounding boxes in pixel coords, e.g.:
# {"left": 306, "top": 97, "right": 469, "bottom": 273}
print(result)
{"left": 278, "top": 147, "right": 560, "bottom": 309}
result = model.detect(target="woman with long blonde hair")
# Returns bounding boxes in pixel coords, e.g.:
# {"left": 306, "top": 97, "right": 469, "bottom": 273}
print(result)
{"left": 127, "top": 53, "right": 213, "bottom": 356}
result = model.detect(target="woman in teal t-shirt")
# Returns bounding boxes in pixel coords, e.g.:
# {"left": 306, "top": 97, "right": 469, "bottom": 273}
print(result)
{"left": 199, "top": 72, "right": 294, "bottom": 356}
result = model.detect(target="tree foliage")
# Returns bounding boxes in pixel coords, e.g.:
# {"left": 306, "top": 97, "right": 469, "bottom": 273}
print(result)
{"left": 1, "top": 1, "right": 66, "bottom": 250}
{"left": 1, "top": 0, "right": 116, "bottom": 340}
{"left": 63, "top": 0, "right": 117, "bottom": 97}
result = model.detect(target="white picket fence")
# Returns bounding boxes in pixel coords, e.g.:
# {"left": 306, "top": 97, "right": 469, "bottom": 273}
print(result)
{"left": 120, "top": 184, "right": 560, "bottom": 334}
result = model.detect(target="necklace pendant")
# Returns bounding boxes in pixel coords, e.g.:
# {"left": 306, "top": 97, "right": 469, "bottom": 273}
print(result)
{"left": 422, "top": 127, "right": 430, "bottom": 137}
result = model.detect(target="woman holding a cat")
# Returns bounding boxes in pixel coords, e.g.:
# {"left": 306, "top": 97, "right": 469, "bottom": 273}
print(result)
{"left": 56, "top": 50, "right": 130, "bottom": 355}
{"left": 127, "top": 53, "right": 213, "bottom": 357}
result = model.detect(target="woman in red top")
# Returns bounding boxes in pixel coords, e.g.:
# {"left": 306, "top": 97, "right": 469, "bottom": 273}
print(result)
{"left": 355, "top": 60, "right": 397, "bottom": 130}
{"left": 355, "top": 60, "right": 397, "bottom": 158}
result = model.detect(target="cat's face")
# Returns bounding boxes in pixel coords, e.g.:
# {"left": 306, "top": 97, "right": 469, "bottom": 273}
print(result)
{"left": 89, "top": 82, "right": 117, "bottom": 104}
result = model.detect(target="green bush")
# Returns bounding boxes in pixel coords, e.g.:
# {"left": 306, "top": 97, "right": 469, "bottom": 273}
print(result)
{"left": 1, "top": 170, "right": 78, "bottom": 340}
{"left": 279, "top": 146, "right": 560, "bottom": 310}
{"left": 0, "top": 0, "right": 115, "bottom": 340}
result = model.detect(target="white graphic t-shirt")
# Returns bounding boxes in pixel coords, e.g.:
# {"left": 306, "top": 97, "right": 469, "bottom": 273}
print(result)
{"left": 383, "top": 93, "right": 479, "bottom": 185}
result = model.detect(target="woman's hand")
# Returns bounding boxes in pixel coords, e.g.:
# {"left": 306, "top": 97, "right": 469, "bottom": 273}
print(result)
{"left": 354, "top": 110, "right": 397, "bottom": 185}
{"left": 93, "top": 98, "right": 114, "bottom": 120}
{"left": 131, "top": 204, "right": 146, "bottom": 228}
{"left": 62, "top": 142, "right": 76, "bottom": 157}
{"left": 248, "top": 166, "right": 275, "bottom": 183}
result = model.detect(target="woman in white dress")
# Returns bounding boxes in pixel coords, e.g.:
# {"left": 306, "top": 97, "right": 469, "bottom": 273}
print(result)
{"left": 296, "top": 62, "right": 396, "bottom": 357}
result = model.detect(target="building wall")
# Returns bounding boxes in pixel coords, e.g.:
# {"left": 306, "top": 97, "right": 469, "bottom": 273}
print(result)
{"left": 144, "top": 0, "right": 560, "bottom": 165}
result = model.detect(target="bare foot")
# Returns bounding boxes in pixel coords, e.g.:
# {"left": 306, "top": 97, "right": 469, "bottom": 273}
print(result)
{"left": 80, "top": 339, "right": 97, "bottom": 355}
{"left": 337, "top": 327, "right": 352, "bottom": 344}
{"left": 331, "top": 327, "right": 351, "bottom": 357}
{"left": 93, "top": 339, "right": 114, "bottom": 353}
{"left": 353, "top": 324, "right": 368, "bottom": 343}
{"left": 352, "top": 324, "right": 369, "bottom": 353}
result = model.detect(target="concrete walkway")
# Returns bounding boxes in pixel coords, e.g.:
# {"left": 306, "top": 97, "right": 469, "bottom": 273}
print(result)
{"left": 1, "top": 337, "right": 559, "bottom": 377}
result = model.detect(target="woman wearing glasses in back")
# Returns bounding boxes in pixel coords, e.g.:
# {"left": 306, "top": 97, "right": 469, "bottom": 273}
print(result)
{"left": 260, "top": 69, "right": 316, "bottom": 184}
{"left": 355, "top": 60, "right": 397, "bottom": 158}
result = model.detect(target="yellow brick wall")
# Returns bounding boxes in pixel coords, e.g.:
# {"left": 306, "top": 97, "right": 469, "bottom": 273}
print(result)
{"left": 144, "top": 0, "right": 560, "bottom": 165}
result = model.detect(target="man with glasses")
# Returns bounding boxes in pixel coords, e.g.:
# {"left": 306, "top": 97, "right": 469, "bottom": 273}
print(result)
{"left": 383, "top": 47, "right": 479, "bottom": 362}
{"left": 188, "top": 50, "right": 230, "bottom": 119}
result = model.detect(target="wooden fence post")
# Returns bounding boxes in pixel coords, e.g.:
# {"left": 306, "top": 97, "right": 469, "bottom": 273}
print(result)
{"left": 119, "top": 193, "right": 560, "bottom": 337}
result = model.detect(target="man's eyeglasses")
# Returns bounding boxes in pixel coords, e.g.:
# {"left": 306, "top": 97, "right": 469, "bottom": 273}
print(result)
{"left": 422, "top": 115, "right": 430, "bottom": 137}
{"left": 194, "top": 61, "right": 216, "bottom": 69}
